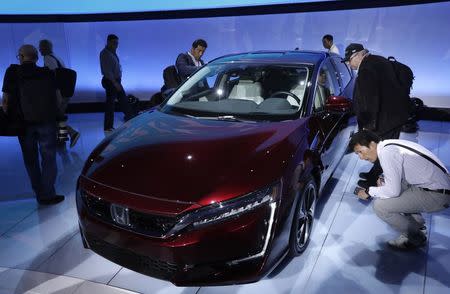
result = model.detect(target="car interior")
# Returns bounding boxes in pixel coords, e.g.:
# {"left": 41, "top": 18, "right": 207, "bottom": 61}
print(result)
{"left": 164, "top": 64, "right": 314, "bottom": 119}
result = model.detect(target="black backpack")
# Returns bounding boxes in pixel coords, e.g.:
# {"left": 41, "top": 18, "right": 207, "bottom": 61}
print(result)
{"left": 127, "top": 94, "right": 141, "bottom": 116}
{"left": 163, "top": 65, "right": 181, "bottom": 90}
{"left": 55, "top": 67, "right": 77, "bottom": 97}
{"left": 16, "top": 66, "right": 57, "bottom": 123}
{"left": 388, "top": 56, "right": 414, "bottom": 96}
{"left": 48, "top": 54, "right": 77, "bottom": 98}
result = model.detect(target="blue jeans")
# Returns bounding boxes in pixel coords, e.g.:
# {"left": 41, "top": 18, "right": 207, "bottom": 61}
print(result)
{"left": 18, "top": 122, "right": 57, "bottom": 201}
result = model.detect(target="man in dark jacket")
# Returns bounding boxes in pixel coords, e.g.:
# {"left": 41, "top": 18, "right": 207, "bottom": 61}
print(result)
{"left": 175, "top": 39, "right": 207, "bottom": 81}
{"left": 344, "top": 43, "right": 410, "bottom": 189}
{"left": 2, "top": 44, "right": 64, "bottom": 205}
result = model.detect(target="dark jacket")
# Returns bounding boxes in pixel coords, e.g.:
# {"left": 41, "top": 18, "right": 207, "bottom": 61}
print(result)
{"left": 353, "top": 54, "right": 410, "bottom": 136}
{"left": 2, "top": 63, "right": 57, "bottom": 123}
{"left": 175, "top": 52, "right": 204, "bottom": 81}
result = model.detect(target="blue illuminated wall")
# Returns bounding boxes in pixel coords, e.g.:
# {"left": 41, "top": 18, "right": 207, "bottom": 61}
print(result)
{"left": 0, "top": 1, "right": 449, "bottom": 107}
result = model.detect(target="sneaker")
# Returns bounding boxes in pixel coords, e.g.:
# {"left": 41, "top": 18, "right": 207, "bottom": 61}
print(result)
{"left": 104, "top": 128, "right": 115, "bottom": 135}
{"left": 387, "top": 233, "right": 427, "bottom": 250}
{"left": 70, "top": 131, "right": 80, "bottom": 148}
{"left": 38, "top": 195, "right": 65, "bottom": 205}
{"left": 357, "top": 179, "right": 377, "bottom": 190}
{"left": 359, "top": 171, "right": 371, "bottom": 180}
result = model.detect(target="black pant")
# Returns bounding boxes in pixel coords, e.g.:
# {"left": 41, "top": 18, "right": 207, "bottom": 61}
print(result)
{"left": 102, "top": 77, "right": 133, "bottom": 130}
{"left": 18, "top": 122, "right": 57, "bottom": 201}
{"left": 367, "top": 127, "right": 402, "bottom": 180}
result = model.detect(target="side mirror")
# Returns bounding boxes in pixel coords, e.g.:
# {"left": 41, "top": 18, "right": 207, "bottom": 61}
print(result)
{"left": 325, "top": 95, "right": 352, "bottom": 112}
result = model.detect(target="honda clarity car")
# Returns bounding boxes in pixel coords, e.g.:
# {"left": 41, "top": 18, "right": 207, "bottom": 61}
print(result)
{"left": 77, "top": 50, "right": 356, "bottom": 286}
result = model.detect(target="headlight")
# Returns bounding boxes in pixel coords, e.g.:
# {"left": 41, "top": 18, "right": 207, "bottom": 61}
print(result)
{"left": 190, "top": 182, "right": 279, "bottom": 228}
{"left": 167, "top": 182, "right": 281, "bottom": 236}
{"left": 192, "top": 193, "right": 272, "bottom": 227}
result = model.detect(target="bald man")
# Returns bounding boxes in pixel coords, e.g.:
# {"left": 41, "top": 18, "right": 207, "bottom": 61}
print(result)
{"left": 2, "top": 44, "right": 64, "bottom": 205}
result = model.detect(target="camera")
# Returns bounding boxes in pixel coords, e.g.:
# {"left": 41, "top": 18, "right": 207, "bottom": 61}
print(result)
{"left": 354, "top": 186, "right": 372, "bottom": 200}
{"left": 57, "top": 120, "right": 69, "bottom": 143}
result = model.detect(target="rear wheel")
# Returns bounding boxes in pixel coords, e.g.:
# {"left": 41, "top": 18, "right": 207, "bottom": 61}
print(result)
{"left": 289, "top": 177, "right": 317, "bottom": 256}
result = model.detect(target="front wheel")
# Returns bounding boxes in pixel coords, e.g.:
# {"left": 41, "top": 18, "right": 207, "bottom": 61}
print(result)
{"left": 289, "top": 177, "right": 317, "bottom": 256}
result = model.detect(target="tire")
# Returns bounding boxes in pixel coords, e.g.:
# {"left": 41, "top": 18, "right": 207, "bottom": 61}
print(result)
{"left": 289, "top": 177, "right": 317, "bottom": 256}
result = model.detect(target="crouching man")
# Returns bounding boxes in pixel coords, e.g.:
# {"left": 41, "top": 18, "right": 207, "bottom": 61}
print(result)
{"left": 2, "top": 45, "right": 64, "bottom": 205}
{"left": 350, "top": 130, "right": 450, "bottom": 250}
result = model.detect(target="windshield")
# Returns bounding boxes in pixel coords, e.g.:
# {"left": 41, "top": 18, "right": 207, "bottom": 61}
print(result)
{"left": 161, "top": 63, "right": 312, "bottom": 121}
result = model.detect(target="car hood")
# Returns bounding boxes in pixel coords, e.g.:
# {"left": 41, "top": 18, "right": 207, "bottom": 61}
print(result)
{"left": 83, "top": 110, "right": 309, "bottom": 206}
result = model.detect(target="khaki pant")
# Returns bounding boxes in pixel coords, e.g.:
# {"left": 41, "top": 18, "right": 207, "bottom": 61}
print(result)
{"left": 373, "top": 185, "right": 450, "bottom": 242}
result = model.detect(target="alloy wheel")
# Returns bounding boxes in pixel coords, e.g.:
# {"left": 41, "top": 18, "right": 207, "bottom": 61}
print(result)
{"left": 295, "top": 182, "right": 317, "bottom": 251}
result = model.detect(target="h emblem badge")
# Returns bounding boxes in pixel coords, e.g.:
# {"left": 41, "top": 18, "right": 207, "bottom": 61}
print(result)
{"left": 110, "top": 204, "right": 130, "bottom": 227}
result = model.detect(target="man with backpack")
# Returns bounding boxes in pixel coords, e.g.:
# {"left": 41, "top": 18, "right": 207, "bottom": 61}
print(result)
{"left": 2, "top": 44, "right": 64, "bottom": 205}
{"left": 350, "top": 130, "right": 450, "bottom": 250}
{"left": 344, "top": 43, "right": 411, "bottom": 190}
{"left": 39, "top": 39, "right": 80, "bottom": 148}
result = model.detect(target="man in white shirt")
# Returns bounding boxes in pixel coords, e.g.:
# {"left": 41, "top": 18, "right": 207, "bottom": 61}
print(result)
{"left": 350, "top": 130, "right": 450, "bottom": 250}
{"left": 322, "top": 34, "right": 340, "bottom": 55}
{"left": 39, "top": 39, "right": 80, "bottom": 148}
{"left": 39, "top": 40, "right": 66, "bottom": 69}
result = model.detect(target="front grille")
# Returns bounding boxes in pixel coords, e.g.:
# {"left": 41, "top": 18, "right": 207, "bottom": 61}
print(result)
{"left": 82, "top": 192, "right": 179, "bottom": 237}
{"left": 84, "top": 194, "right": 110, "bottom": 221}
{"left": 87, "top": 235, "right": 180, "bottom": 280}
{"left": 129, "top": 210, "right": 179, "bottom": 236}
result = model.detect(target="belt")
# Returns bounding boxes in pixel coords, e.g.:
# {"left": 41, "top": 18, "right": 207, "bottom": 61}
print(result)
{"left": 422, "top": 188, "right": 450, "bottom": 195}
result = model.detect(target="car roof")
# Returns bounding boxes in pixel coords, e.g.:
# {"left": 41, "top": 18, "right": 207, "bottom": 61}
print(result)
{"left": 209, "top": 50, "right": 329, "bottom": 65}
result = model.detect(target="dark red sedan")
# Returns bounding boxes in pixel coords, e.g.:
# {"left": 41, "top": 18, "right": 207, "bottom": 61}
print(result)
{"left": 77, "top": 51, "right": 356, "bottom": 286}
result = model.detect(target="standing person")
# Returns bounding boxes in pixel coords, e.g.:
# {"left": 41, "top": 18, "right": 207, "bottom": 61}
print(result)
{"left": 350, "top": 130, "right": 450, "bottom": 250}
{"left": 39, "top": 39, "right": 80, "bottom": 148}
{"left": 2, "top": 44, "right": 64, "bottom": 205}
{"left": 175, "top": 39, "right": 207, "bottom": 81}
{"left": 100, "top": 34, "right": 133, "bottom": 133}
{"left": 322, "top": 34, "right": 340, "bottom": 55}
{"left": 344, "top": 43, "right": 410, "bottom": 189}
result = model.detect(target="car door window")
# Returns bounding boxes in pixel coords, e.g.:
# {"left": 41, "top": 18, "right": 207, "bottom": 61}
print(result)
{"left": 313, "top": 61, "right": 338, "bottom": 112}
{"left": 331, "top": 57, "right": 352, "bottom": 91}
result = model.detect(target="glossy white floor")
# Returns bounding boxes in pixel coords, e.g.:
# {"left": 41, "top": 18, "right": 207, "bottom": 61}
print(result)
{"left": 0, "top": 114, "right": 449, "bottom": 294}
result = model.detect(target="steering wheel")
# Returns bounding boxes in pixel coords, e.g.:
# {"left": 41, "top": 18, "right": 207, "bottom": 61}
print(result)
{"left": 269, "top": 90, "right": 301, "bottom": 105}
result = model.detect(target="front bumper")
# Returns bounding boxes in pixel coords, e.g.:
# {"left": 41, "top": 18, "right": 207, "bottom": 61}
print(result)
{"left": 76, "top": 183, "right": 279, "bottom": 285}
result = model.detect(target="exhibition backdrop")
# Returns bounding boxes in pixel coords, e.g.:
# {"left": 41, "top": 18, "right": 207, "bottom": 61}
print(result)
{"left": 0, "top": 1, "right": 449, "bottom": 107}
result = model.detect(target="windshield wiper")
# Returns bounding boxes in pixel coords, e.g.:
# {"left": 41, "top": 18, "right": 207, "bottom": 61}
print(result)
{"left": 192, "top": 115, "right": 249, "bottom": 122}
{"left": 217, "top": 115, "right": 242, "bottom": 121}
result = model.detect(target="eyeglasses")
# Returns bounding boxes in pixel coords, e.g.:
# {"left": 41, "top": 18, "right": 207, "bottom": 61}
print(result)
{"left": 16, "top": 53, "right": 23, "bottom": 60}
